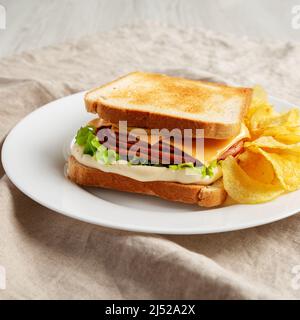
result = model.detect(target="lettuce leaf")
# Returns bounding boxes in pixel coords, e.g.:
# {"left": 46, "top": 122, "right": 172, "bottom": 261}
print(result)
{"left": 75, "top": 126, "right": 99, "bottom": 156}
{"left": 75, "top": 126, "right": 119, "bottom": 164}
{"left": 168, "top": 160, "right": 219, "bottom": 177}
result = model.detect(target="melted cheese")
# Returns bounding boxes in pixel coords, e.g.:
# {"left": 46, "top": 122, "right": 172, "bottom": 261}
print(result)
{"left": 191, "top": 123, "right": 249, "bottom": 164}
{"left": 134, "top": 124, "right": 249, "bottom": 165}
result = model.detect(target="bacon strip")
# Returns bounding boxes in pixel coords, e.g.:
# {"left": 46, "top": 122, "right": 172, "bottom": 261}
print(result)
{"left": 217, "top": 140, "right": 244, "bottom": 160}
{"left": 97, "top": 127, "right": 199, "bottom": 165}
{"left": 96, "top": 126, "right": 244, "bottom": 165}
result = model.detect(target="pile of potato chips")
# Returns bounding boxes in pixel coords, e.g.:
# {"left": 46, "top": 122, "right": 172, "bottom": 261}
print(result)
{"left": 222, "top": 86, "right": 300, "bottom": 204}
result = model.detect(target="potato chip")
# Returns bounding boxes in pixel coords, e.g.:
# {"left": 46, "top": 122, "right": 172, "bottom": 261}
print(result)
{"left": 259, "top": 126, "right": 300, "bottom": 144}
{"left": 238, "top": 150, "right": 275, "bottom": 184}
{"left": 246, "top": 103, "right": 275, "bottom": 134}
{"left": 245, "top": 86, "right": 300, "bottom": 137}
{"left": 245, "top": 86, "right": 275, "bottom": 134}
{"left": 221, "top": 84, "right": 300, "bottom": 204}
{"left": 247, "top": 145, "right": 300, "bottom": 192}
{"left": 246, "top": 136, "right": 300, "bottom": 154}
{"left": 221, "top": 156, "right": 283, "bottom": 204}
{"left": 250, "top": 85, "right": 269, "bottom": 108}
{"left": 256, "top": 109, "right": 300, "bottom": 130}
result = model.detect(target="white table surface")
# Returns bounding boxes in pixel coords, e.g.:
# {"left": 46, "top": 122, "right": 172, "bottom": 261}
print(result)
{"left": 0, "top": 0, "right": 299, "bottom": 58}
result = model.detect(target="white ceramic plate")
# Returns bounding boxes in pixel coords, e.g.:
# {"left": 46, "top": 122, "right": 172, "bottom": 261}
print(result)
{"left": 2, "top": 91, "right": 300, "bottom": 234}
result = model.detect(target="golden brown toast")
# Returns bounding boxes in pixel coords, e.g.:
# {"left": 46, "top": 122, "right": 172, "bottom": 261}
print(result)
{"left": 85, "top": 72, "right": 252, "bottom": 139}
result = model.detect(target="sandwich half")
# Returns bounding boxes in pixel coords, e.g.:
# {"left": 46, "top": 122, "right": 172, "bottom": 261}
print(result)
{"left": 68, "top": 72, "right": 252, "bottom": 207}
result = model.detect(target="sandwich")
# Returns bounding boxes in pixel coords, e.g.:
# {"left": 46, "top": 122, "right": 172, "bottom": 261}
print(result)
{"left": 68, "top": 72, "right": 252, "bottom": 207}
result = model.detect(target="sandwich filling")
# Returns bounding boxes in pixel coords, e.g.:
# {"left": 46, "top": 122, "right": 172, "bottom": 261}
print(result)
{"left": 71, "top": 144, "right": 222, "bottom": 185}
{"left": 71, "top": 119, "right": 249, "bottom": 185}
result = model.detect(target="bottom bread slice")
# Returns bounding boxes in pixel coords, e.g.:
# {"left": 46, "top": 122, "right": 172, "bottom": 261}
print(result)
{"left": 67, "top": 156, "right": 227, "bottom": 207}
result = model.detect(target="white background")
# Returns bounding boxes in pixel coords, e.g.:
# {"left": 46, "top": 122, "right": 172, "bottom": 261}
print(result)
{"left": 0, "top": 0, "right": 299, "bottom": 58}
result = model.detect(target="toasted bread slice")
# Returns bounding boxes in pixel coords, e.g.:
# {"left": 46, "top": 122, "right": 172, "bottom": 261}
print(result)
{"left": 85, "top": 72, "right": 252, "bottom": 139}
{"left": 67, "top": 156, "right": 227, "bottom": 207}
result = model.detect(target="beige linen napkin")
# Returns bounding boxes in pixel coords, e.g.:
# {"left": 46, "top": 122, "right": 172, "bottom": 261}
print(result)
{"left": 1, "top": 24, "right": 300, "bottom": 299}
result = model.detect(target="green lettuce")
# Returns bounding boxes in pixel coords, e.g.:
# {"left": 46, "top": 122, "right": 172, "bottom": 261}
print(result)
{"left": 75, "top": 126, "right": 119, "bottom": 164}
{"left": 168, "top": 159, "right": 219, "bottom": 177}
{"left": 75, "top": 126, "right": 98, "bottom": 156}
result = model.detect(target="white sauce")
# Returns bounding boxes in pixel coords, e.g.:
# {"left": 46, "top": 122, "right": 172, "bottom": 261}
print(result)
{"left": 71, "top": 144, "right": 222, "bottom": 185}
